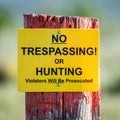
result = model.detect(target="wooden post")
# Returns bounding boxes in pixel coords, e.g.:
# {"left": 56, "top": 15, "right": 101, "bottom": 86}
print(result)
{"left": 24, "top": 14, "right": 100, "bottom": 120}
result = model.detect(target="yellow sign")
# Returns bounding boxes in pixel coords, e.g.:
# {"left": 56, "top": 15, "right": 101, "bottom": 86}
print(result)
{"left": 18, "top": 29, "right": 100, "bottom": 92}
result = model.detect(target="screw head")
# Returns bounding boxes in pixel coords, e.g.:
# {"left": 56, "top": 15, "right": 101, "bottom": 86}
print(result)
{"left": 56, "top": 83, "right": 61, "bottom": 87}
{"left": 57, "top": 30, "right": 60, "bottom": 35}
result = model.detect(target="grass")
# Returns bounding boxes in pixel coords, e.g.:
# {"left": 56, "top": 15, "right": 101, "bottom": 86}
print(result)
{"left": 0, "top": 82, "right": 25, "bottom": 120}
{"left": 101, "top": 93, "right": 120, "bottom": 120}
{"left": 0, "top": 81, "right": 120, "bottom": 120}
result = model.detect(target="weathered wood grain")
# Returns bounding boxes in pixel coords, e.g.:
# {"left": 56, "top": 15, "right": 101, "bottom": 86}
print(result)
{"left": 24, "top": 14, "right": 100, "bottom": 120}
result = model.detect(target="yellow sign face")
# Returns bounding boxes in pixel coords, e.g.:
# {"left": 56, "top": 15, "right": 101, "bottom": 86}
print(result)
{"left": 18, "top": 29, "right": 100, "bottom": 92}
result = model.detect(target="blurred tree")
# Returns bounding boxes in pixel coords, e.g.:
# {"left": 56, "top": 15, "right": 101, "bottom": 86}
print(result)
{"left": 108, "top": 77, "right": 120, "bottom": 94}
{"left": 72, "top": 4, "right": 100, "bottom": 17}
{"left": 0, "top": 5, "right": 12, "bottom": 28}
{"left": 0, "top": 5, "right": 13, "bottom": 84}
{"left": 0, "top": 67, "right": 8, "bottom": 85}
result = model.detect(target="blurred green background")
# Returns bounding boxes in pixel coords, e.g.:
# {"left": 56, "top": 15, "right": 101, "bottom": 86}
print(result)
{"left": 0, "top": 0, "right": 120, "bottom": 120}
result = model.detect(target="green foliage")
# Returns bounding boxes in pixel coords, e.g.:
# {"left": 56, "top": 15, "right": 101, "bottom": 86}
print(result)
{"left": 0, "top": 5, "right": 12, "bottom": 27}
{"left": 0, "top": 67, "right": 8, "bottom": 85}
{"left": 108, "top": 77, "right": 120, "bottom": 94}
{"left": 72, "top": 4, "right": 99, "bottom": 17}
